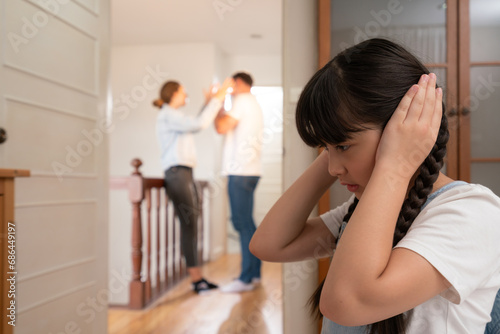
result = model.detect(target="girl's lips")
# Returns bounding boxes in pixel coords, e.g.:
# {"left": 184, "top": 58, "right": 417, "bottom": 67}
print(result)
{"left": 346, "top": 184, "right": 359, "bottom": 192}
{"left": 341, "top": 182, "right": 359, "bottom": 192}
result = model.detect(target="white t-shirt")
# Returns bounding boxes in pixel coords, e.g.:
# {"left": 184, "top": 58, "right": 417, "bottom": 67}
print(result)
{"left": 320, "top": 182, "right": 500, "bottom": 333}
{"left": 221, "top": 93, "right": 264, "bottom": 176}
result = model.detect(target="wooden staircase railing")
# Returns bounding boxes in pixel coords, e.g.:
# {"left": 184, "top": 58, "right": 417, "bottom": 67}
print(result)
{"left": 1, "top": 168, "right": 30, "bottom": 334}
{"left": 110, "top": 159, "right": 209, "bottom": 309}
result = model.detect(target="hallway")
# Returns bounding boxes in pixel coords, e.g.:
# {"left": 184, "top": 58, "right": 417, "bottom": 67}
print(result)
{"left": 108, "top": 254, "right": 283, "bottom": 334}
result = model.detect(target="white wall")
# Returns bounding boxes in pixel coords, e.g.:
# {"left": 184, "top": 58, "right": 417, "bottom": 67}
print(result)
{"left": 214, "top": 46, "right": 228, "bottom": 85}
{"left": 108, "top": 42, "right": 229, "bottom": 305}
{"left": 225, "top": 54, "right": 282, "bottom": 86}
{"left": 282, "top": 0, "right": 320, "bottom": 333}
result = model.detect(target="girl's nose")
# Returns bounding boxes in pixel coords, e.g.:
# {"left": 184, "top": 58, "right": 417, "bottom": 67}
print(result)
{"left": 328, "top": 158, "right": 346, "bottom": 177}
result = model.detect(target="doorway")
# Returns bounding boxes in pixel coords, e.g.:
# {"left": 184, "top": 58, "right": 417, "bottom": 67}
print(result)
{"left": 108, "top": 1, "right": 284, "bottom": 332}
{"left": 226, "top": 86, "right": 284, "bottom": 254}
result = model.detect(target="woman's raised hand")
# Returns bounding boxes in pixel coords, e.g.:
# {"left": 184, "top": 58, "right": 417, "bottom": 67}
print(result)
{"left": 203, "top": 83, "right": 219, "bottom": 104}
{"left": 375, "top": 73, "right": 443, "bottom": 181}
{"left": 214, "top": 77, "right": 235, "bottom": 101}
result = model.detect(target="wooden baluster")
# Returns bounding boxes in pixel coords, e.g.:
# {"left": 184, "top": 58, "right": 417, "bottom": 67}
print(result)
{"left": 164, "top": 192, "right": 170, "bottom": 290}
{"left": 179, "top": 212, "right": 186, "bottom": 280}
{"left": 144, "top": 188, "right": 152, "bottom": 303}
{"left": 202, "top": 182, "right": 208, "bottom": 263}
{"left": 180, "top": 227, "right": 186, "bottom": 279}
{"left": 170, "top": 201, "right": 176, "bottom": 284}
{"left": 202, "top": 183, "right": 208, "bottom": 263}
{"left": 173, "top": 204, "right": 179, "bottom": 283}
{"left": 177, "top": 213, "right": 185, "bottom": 281}
{"left": 179, "top": 214, "right": 183, "bottom": 279}
{"left": 197, "top": 182, "right": 204, "bottom": 265}
{"left": 128, "top": 159, "right": 145, "bottom": 309}
{"left": 156, "top": 188, "right": 161, "bottom": 295}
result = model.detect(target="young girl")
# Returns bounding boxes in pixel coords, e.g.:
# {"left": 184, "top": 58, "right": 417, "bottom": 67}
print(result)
{"left": 154, "top": 78, "right": 232, "bottom": 294}
{"left": 250, "top": 38, "right": 500, "bottom": 333}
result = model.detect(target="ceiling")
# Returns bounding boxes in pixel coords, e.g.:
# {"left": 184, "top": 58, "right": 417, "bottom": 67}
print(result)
{"left": 111, "top": 0, "right": 283, "bottom": 56}
{"left": 111, "top": 0, "right": 499, "bottom": 56}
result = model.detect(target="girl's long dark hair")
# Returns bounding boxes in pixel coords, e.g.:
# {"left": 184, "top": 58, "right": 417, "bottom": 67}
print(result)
{"left": 297, "top": 38, "right": 449, "bottom": 334}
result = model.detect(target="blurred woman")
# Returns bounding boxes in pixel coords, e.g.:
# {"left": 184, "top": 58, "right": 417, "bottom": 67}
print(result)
{"left": 154, "top": 78, "right": 233, "bottom": 294}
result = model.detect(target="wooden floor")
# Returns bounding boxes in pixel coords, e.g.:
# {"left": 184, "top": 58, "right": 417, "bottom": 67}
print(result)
{"left": 108, "top": 254, "right": 283, "bottom": 334}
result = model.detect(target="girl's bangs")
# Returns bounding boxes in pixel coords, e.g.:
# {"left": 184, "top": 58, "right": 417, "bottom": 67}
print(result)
{"left": 296, "top": 67, "right": 367, "bottom": 148}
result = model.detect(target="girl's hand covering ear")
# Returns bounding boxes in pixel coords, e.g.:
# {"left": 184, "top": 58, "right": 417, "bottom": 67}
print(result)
{"left": 375, "top": 73, "right": 443, "bottom": 181}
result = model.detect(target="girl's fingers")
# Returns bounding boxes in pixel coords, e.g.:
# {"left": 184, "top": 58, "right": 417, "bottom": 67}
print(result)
{"left": 377, "top": 73, "right": 443, "bottom": 171}
{"left": 393, "top": 84, "right": 419, "bottom": 121}
{"left": 431, "top": 87, "right": 443, "bottom": 133}
{"left": 420, "top": 73, "right": 437, "bottom": 123}
{"left": 405, "top": 74, "right": 429, "bottom": 123}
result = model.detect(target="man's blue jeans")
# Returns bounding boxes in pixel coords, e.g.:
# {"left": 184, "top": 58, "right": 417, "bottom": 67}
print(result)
{"left": 486, "top": 289, "right": 500, "bottom": 334}
{"left": 228, "top": 175, "right": 261, "bottom": 283}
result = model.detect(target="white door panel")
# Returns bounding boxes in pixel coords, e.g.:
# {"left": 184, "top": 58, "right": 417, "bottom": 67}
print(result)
{"left": 1, "top": 0, "right": 110, "bottom": 332}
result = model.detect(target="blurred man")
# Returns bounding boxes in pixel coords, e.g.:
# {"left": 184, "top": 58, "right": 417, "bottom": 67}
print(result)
{"left": 214, "top": 72, "right": 264, "bottom": 292}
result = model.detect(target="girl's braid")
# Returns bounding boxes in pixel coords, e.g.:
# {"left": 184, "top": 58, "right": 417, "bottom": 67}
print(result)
{"left": 393, "top": 112, "right": 449, "bottom": 245}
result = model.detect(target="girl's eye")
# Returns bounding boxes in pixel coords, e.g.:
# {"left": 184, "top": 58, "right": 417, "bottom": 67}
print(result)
{"left": 336, "top": 145, "right": 350, "bottom": 152}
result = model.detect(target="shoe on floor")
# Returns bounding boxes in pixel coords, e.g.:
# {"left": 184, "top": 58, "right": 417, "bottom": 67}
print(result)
{"left": 220, "top": 279, "right": 255, "bottom": 293}
{"left": 251, "top": 277, "right": 261, "bottom": 284}
{"left": 193, "top": 278, "right": 218, "bottom": 295}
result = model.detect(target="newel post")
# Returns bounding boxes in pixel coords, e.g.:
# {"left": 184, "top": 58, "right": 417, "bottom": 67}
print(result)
{"left": 128, "top": 158, "right": 145, "bottom": 309}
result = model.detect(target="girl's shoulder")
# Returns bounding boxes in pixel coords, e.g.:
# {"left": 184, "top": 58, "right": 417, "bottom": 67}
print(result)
{"left": 423, "top": 181, "right": 500, "bottom": 211}
{"left": 409, "top": 181, "right": 500, "bottom": 241}
{"left": 400, "top": 182, "right": 500, "bottom": 307}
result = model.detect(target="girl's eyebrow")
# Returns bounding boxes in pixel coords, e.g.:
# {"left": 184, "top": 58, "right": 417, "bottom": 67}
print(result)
{"left": 337, "top": 137, "right": 357, "bottom": 144}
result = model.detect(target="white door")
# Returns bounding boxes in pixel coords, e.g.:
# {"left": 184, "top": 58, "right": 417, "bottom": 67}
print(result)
{"left": 0, "top": 0, "right": 110, "bottom": 333}
{"left": 226, "top": 87, "right": 284, "bottom": 253}
{"left": 252, "top": 87, "right": 284, "bottom": 225}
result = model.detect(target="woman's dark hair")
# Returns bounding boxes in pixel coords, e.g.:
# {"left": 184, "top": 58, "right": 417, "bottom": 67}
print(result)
{"left": 152, "top": 81, "right": 180, "bottom": 108}
{"left": 233, "top": 72, "right": 253, "bottom": 87}
{"left": 297, "top": 38, "right": 449, "bottom": 334}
